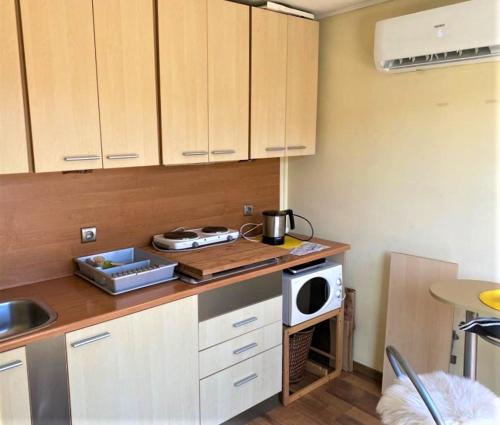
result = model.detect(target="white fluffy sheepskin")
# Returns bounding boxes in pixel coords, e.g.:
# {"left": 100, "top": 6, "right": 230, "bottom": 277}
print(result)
{"left": 376, "top": 371, "right": 500, "bottom": 425}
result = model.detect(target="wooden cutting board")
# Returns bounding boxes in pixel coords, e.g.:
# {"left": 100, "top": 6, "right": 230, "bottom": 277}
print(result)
{"left": 149, "top": 239, "right": 290, "bottom": 280}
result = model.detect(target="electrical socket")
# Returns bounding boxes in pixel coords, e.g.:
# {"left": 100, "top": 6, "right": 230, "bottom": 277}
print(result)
{"left": 243, "top": 204, "right": 254, "bottom": 216}
{"left": 81, "top": 227, "right": 97, "bottom": 243}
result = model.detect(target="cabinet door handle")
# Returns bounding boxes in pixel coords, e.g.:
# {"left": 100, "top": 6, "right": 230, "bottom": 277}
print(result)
{"left": 71, "top": 332, "right": 111, "bottom": 348}
{"left": 106, "top": 153, "right": 139, "bottom": 160}
{"left": 233, "top": 342, "right": 258, "bottom": 355}
{"left": 64, "top": 155, "right": 101, "bottom": 161}
{"left": 232, "top": 316, "right": 258, "bottom": 328}
{"left": 287, "top": 145, "right": 306, "bottom": 150}
{"left": 265, "top": 147, "right": 285, "bottom": 152}
{"left": 234, "top": 373, "right": 258, "bottom": 387}
{"left": 182, "top": 151, "right": 208, "bottom": 157}
{"left": 211, "top": 149, "right": 236, "bottom": 155}
{"left": 0, "top": 360, "right": 23, "bottom": 373}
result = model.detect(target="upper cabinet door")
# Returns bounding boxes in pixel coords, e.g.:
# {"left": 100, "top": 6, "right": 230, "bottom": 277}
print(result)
{"left": 250, "top": 8, "right": 287, "bottom": 159}
{"left": 158, "top": 0, "right": 209, "bottom": 165}
{"left": 93, "top": 0, "right": 159, "bottom": 169}
{"left": 285, "top": 16, "right": 319, "bottom": 157}
{"left": 0, "top": 0, "right": 30, "bottom": 174}
{"left": 20, "top": 0, "right": 102, "bottom": 172}
{"left": 208, "top": 0, "right": 249, "bottom": 163}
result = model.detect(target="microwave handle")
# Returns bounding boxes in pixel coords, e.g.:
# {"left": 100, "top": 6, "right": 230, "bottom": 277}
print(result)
{"left": 286, "top": 209, "right": 295, "bottom": 231}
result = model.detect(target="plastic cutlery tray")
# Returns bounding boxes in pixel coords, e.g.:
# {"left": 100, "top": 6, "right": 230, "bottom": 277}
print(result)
{"left": 74, "top": 248, "right": 177, "bottom": 295}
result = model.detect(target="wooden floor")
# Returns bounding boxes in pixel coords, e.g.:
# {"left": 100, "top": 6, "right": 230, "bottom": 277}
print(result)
{"left": 249, "top": 372, "right": 383, "bottom": 425}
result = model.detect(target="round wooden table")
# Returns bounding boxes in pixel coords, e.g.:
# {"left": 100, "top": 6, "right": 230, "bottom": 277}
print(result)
{"left": 430, "top": 280, "right": 500, "bottom": 380}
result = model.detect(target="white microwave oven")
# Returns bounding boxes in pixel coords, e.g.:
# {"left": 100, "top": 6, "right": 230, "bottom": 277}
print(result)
{"left": 283, "top": 261, "right": 343, "bottom": 326}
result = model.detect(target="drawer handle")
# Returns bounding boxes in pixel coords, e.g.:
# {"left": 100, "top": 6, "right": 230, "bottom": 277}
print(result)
{"left": 182, "top": 151, "right": 208, "bottom": 157}
{"left": 0, "top": 360, "right": 23, "bottom": 373}
{"left": 211, "top": 149, "right": 236, "bottom": 155}
{"left": 232, "top": 316, "right": 258, "bottom": 328}
{"left": 233, "top": 342, "right": 258, "bottom": 355}
{"left": 106, "top": 153, "right": 139, "bottom": 160}
{"left": 234, "top": 373, "right": 258, "bottom": 387}
{"left": 64, "top": 155, "right": 101, "bottom": 161}
{"left": 265, "top": 147, "right": 285, "bottom": 152}
{"left": 71, "top": 332, "right": 111, "bottom": 348}
{"left": 287, "top": 145, "right": 306, "bottom": 150}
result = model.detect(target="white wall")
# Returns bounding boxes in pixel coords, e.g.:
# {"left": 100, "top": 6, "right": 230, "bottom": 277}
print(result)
{"left": 285, "top": 0, "right": 500, "bottom": 392}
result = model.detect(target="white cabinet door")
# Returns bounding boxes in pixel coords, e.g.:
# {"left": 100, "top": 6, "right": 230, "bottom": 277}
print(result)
{"left": 66, "top": 296, "right": 199, "bottom": 425}
{"left": 0, "top": 347, "right": 32, "bottom": 425}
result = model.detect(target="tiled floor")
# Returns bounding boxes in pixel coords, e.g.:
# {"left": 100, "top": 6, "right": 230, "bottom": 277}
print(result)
{"left": 249, "top": 372, "right": 383, "bottom": 425}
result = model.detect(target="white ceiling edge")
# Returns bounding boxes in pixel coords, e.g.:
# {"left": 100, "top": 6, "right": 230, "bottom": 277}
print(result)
{"left": 317, "top": 0, "right": 391, "bottom": 19}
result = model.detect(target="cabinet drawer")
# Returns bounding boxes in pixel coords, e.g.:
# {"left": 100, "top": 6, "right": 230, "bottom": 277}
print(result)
{"left": 199, "top": 296, "right": 282, "bottom": 350}
{"left": 200, "top": 345, "right": 282, "bottom": 425}
{"left": 200, "top": 320, "right": 282, "bottom": 378}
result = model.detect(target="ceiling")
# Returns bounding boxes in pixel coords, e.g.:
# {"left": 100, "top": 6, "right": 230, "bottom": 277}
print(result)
{"left": 242, "top": 0, "right": 391, "bottom": 18}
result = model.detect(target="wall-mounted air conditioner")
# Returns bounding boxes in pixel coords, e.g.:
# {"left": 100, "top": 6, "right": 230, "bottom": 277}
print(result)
{"left": 374, "top": 0, "right": 500, "bottom": 72}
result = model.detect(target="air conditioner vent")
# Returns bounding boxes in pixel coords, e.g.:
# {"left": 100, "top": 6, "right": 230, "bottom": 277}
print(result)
{"left": 374, "top": 0, "right": 500, "bottom": 73}
{"left": 383, "top": 46, "right": 498, "bottom": 71}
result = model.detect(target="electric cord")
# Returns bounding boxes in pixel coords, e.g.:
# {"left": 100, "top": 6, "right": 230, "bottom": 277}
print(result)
{"left": 286, "top": 213, "right": 314, "bottom": 242}
{"left": 239, "top": 222, "right": 263, "bottom": 242}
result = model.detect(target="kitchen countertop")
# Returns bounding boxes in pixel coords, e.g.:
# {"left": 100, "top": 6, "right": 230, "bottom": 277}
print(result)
{"left": 0, "top": 237, "right": 350, "bottom": 352}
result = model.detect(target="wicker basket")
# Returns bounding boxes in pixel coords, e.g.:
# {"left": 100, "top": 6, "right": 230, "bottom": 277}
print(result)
{"left": 289, "top": 326, "right": 315, "bottom": 384}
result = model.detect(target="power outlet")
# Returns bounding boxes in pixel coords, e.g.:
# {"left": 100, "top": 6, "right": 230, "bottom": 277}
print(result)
{"left": 81, "top": 227, "right": 97, "bottom": 243}
{"left": 243, "top": 204, "right": 254, "bottom": 216}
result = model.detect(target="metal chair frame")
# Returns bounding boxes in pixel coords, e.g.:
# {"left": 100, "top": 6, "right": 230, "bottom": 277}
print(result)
{"left": 386, "top": 346, "right": 446, "bottom": 425}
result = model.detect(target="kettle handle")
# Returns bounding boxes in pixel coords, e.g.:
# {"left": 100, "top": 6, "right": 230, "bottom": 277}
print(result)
{"left": 285, "top": 209, "right": 295, "bottom": 230}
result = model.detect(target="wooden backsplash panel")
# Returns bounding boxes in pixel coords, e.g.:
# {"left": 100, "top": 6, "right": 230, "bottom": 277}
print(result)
{"left": 0, "top": 159, "right": 280, "bottom": 288}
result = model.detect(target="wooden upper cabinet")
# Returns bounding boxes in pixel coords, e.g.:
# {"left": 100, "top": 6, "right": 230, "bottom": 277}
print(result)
{"left": 158, "top": 0, "right": 209, "bottom": 165}
{"left": 285, "top": 16, "right": 319, "bottom": 156}
{"left": 93, "top": 0, "right": 159, "bottom": 169}
{"left": 20, "top": 0, "right": 102, "bottom": 172}
{"left": 250, "top": 9, "right": 319, "bottom": 160}
{"left": 208, "top": 0, "right": 249, "bottom": 162}
{"left": 0, "top": 0, "right": 30, "bottom": 174}
{"left": 251, "top": 8, "right": 287, "bottom": 159}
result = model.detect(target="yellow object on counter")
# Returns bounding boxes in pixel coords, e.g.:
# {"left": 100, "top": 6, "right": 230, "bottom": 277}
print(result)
{"left": 282, "top": 236, "right": 303, "bottom": 250}
{"left": 479, "top": 289, "right": 500, "bottom": 311}
{"left": 253, "top": 235, "right": 302, "bottom": 249}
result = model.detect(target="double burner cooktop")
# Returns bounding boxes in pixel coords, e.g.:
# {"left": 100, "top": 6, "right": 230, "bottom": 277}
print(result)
{"left": 153, "top": 226, "right": 240, "bottom": 250}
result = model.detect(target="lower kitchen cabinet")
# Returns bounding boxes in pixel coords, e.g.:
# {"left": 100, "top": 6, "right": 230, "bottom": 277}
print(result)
{"left": 200, "top": 345, "right": 282, "bottom": 425}
{"left": 198, "top": 279, "right": 283, "bottom": 425}
{"left": 65, "top": 296, "right": 199, "bottom": 425}
{"left": 0, "top": 347, "right": 32, "bottom": 425}
{"left": 199, "top": 321, "right": 282, "bottom": 379}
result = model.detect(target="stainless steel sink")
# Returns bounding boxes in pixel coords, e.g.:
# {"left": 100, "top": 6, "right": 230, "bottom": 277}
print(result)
{"left": 0, "top": 299, "right": 57, "bottom": 341}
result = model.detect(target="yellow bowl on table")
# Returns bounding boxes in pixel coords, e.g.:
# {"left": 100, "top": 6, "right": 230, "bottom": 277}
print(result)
{"left": 479, "top": 289, "right": 500, "bottom": 311}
